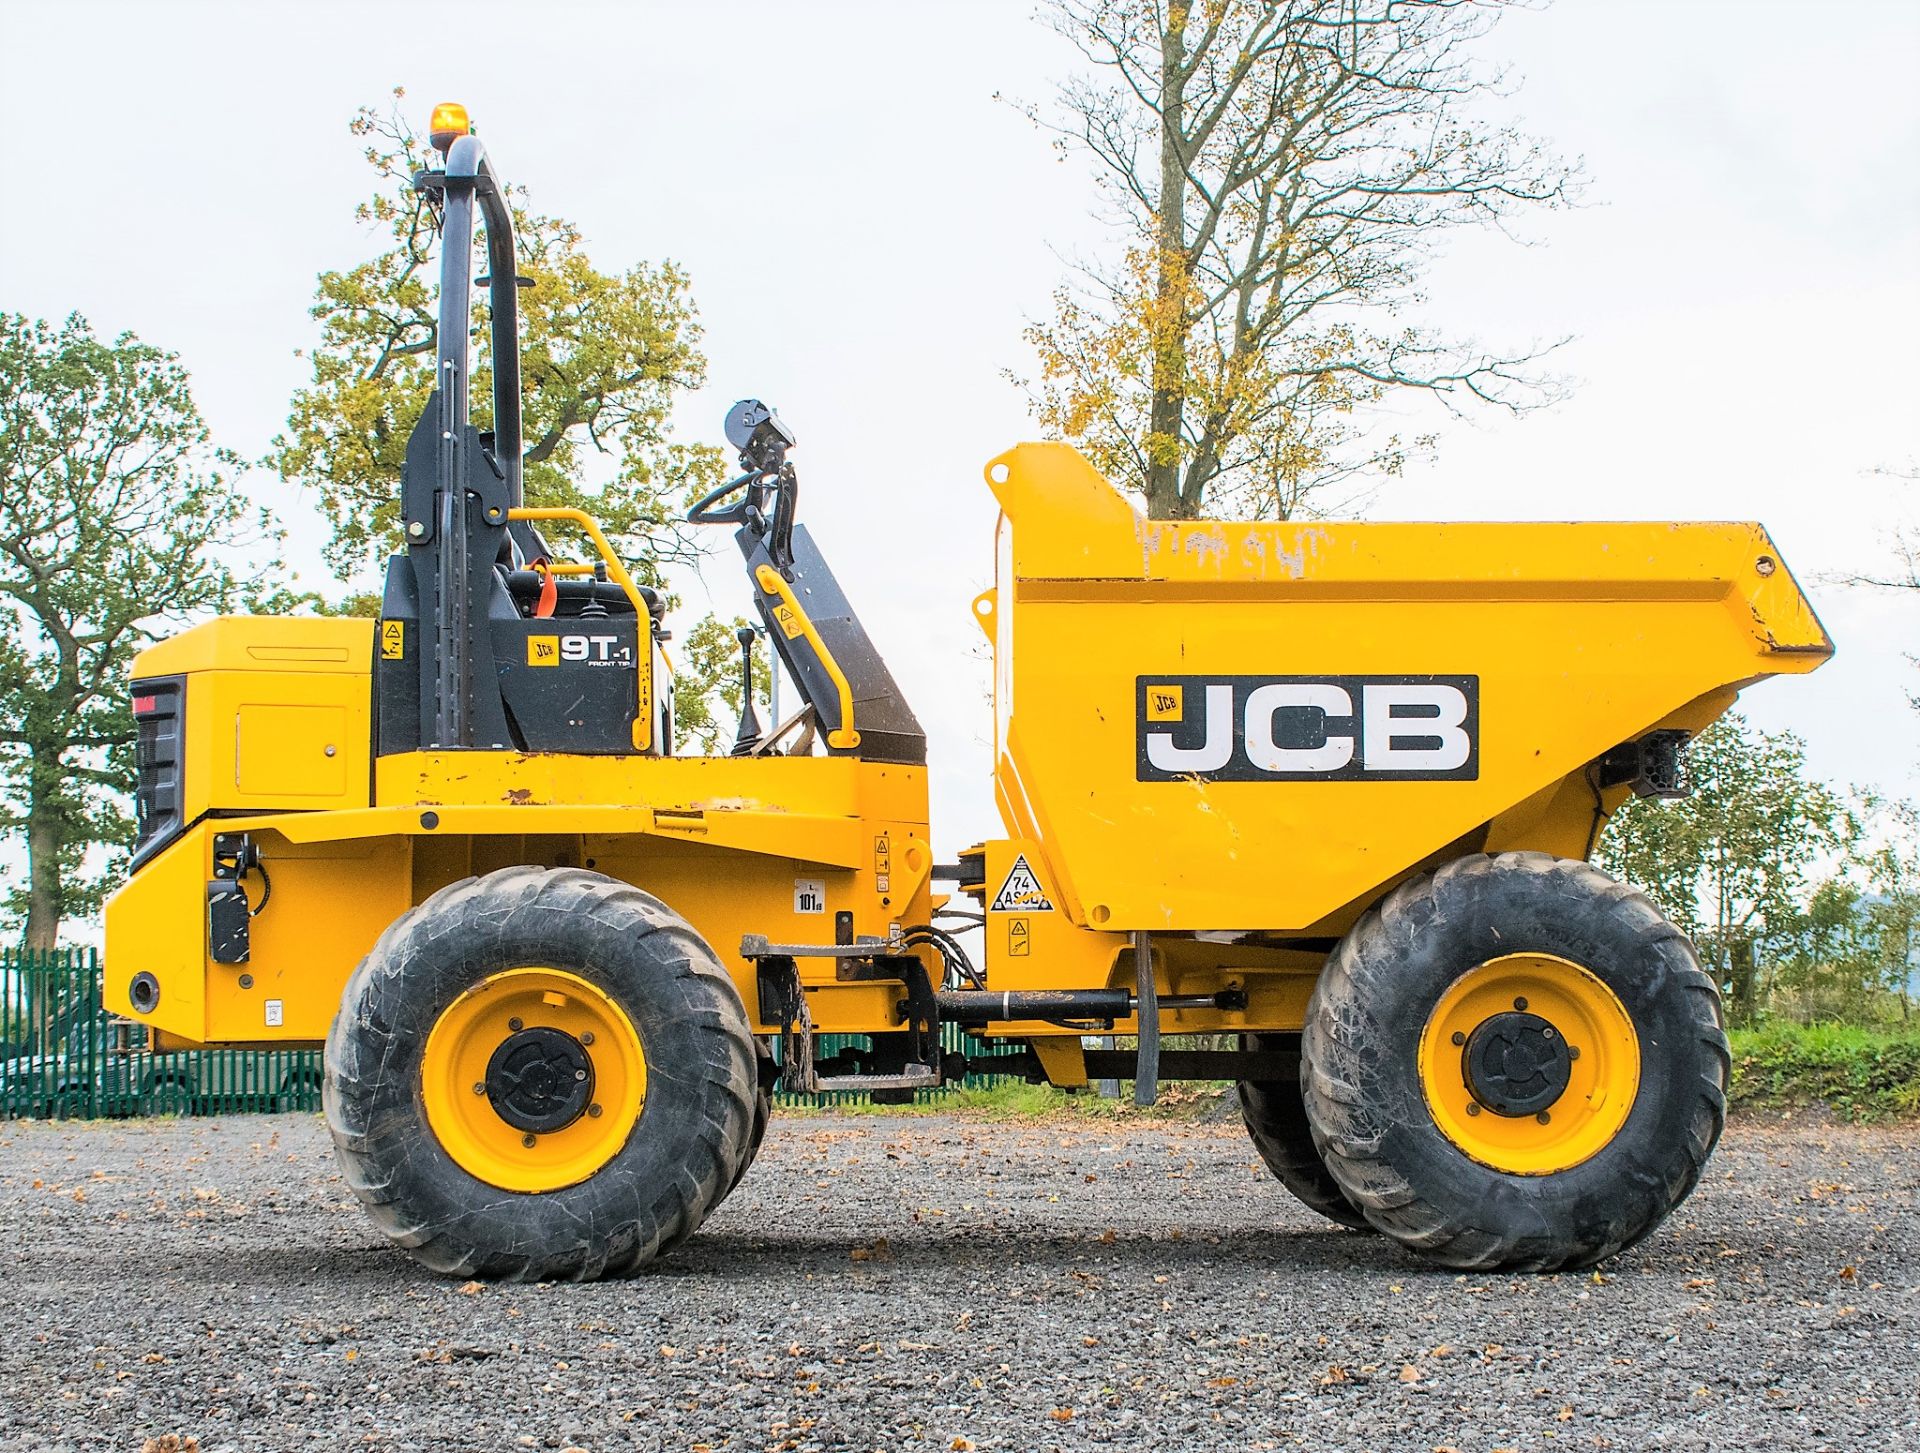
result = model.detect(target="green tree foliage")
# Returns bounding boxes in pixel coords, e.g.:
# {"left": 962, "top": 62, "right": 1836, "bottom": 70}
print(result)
{"left": 272, "top": 92, "right": 723, "bottom": 586}
{"left": 1016, "top": 0, "right": 1571, "bottom": 520}
{"left": 1853, "top": 798, "right": 1920, "bottom": 1021}
{"left": 1598, "top": 713, "right": 1854, "bottom": 1025}
{"left": 670, "top": 617, "right": 773, "bottom": 755}
{"left": 0, "top": 313, "right": 275, "bottom": 947}
{"left": 1771, "top": 878, "right": 1881, "bottom": 1024}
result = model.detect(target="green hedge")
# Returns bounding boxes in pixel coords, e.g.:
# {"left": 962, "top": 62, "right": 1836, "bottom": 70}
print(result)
{"left": 1727, "top": 1022, "right": 1920, "bottom": 1122}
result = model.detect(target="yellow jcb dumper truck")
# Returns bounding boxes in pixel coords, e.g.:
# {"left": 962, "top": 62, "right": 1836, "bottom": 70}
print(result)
{"left": 105, "top": 108, "right": 1831, "bottom": 1280}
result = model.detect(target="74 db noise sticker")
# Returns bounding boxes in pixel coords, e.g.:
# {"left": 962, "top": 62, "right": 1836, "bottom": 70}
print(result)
{"left": 989, "top": 854, "right": 1054, "bottom": 913}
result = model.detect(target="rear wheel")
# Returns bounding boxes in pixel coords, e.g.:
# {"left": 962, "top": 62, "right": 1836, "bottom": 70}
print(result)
{"left": 272, "top": 1070, "right": 322, "bottom": 1115}
{"left": 139, "top": 1078, "right": 194, "bottom": 1118}
{"left": 1302, "top": 852, "right": 1727, "bottom": 1271}
{"left": 1236, "top": 1036, "right": 1371, "bottom": 1232}
{"left": 325, "top": 866, "right": 756, "bottom": 1281}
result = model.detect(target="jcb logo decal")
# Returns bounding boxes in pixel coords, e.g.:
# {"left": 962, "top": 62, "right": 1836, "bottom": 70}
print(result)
{"left": 1137, "top": 675, "right": 1478, "bottom": 782}
{"left": 528, "top": 634, "right": 632, "bottom": 668}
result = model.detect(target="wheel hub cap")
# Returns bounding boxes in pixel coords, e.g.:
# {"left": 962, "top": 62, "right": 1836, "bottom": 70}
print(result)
{"left": 1462, "top": 1011, "right": 1570, "bottom": 1116}
{"left": 485, "top": 1026, "right": 594, "bottom": 1133}
{"left": 1417, "top": 952, "right": 1641, "bottom": 1176}
{"left": 419, "top": 966, "right": 647, "bottom": 1193}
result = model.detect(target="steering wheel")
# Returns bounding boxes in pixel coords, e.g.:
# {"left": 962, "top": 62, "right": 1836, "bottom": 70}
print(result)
{"left": 687, "top": 471, "right": 757, "bottom": 525}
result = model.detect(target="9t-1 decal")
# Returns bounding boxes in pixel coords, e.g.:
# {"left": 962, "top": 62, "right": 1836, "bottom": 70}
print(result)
{"left": 1137, "top": 675, "right": 1478, "bottom": 782}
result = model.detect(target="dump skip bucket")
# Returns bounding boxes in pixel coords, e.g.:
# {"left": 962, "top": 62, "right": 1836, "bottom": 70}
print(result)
{"left": 982, "top": 444, "right": 1830, "bottom": 935}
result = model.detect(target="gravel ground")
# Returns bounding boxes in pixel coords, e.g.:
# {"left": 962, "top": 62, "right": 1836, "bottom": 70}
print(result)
{"left": 1, "top": 1106, "right": 1915, "bottom": 1453}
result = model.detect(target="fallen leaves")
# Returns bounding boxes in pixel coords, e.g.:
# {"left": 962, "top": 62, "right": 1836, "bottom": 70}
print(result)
{"left": 1049, "top": 1407, "right": 1074, "bottom": 1422}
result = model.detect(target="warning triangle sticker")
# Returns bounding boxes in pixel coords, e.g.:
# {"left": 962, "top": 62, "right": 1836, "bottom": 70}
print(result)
{"left": 989, "top": 854, "right": 1054, "bottom": 912}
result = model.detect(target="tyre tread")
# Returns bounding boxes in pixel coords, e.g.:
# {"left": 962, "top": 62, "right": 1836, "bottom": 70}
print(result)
{"left": 324, "top": 867, "right": 756, "bottom": 1281}
{"left": 1303, "top": 851, "right": 1728, "bottom": 1271}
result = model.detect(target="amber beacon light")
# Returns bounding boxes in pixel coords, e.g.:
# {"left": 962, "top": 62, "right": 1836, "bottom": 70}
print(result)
{"left": 427, "top": 101, "right": 471, "bottom": 153}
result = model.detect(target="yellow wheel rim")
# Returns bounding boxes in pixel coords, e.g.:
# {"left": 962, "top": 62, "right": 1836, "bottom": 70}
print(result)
{"left": 420, "top": 967, "right": 646, "bottom": 1193}
{"left": 1418, "top": 952, "right": 1640, "bottom": 1176}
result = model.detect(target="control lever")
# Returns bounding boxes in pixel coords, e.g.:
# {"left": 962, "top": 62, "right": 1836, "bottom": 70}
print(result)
{"left": 731, "top": 624, "right": 766, "bottom": 755}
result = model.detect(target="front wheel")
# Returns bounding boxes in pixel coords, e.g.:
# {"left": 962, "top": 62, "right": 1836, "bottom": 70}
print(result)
{"left": 324, "top": 867, "right": 757, "bottom": 1282}
{"left": 1302, "top": 852, "right": 1728, "bottom": 1271}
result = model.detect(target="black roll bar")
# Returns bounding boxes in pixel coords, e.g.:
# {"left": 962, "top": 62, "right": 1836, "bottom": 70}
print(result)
{"left": 417, "top": 130, "right": 527, "bottom": 748}
{"left": 434, "top": 133, "right": 524, "bottom": 506}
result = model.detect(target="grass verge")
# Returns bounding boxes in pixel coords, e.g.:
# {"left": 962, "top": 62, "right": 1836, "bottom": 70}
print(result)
{"left": 1727, "top": 1022, "right": 1920, "bottom": 1122}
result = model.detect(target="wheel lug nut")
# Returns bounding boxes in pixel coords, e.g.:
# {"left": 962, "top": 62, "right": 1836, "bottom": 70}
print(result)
{"left": 1450, "top": 1031, "right": 1466, "bottom": 1046}
{"left": 1541, "top": 1026, "right": 1554, "bottom": 1039}
{"left": 588, "top": 1103, "right": 603, "bottom": 1118}
{"left": 521, "top": 1133, "right": 536, "bottom": 1148}
{"left": 1568, "top": 1046, "right": 1580, "bottom": 1060}
{"left": 581, "top": 1032, "right": 595, "bottom": 1046}
{"left": 508, "top": 1017, "right": 524, "bottom": 1032}
{"left": 1512, "top": 997, "right": 1528, "bottom": 1011}
{"left": 1536, "top": 1111, "right": 1551, "bottom": 1125}
{"left": 472, "top": 1082, "right": 486, "bottom": 1095}
{"left": 574, "top": 1068, "right": 588, "bottom": 1081}
{"left": 1465, "top": 1103, "right": 1481, "bottom": 1116}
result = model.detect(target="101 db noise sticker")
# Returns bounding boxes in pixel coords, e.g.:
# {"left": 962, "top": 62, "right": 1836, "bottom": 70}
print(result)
{"left": 989, "top": 855, "right": 1054, "bottom": 912}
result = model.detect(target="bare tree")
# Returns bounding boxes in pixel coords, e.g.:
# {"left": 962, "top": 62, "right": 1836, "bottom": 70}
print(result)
{"left": 1014, "top": 0, "right": 1576, "bottom": 519}
{"left": 1836, "top": 463, "right": 1920, "bottom": 711}
{"left": 1841, "top": 464, "right": 1919, "bottom": 592}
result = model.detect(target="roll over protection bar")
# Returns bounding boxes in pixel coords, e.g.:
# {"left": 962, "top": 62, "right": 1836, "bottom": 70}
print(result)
{"left": 424, "top": 132, "right": 524, "bottom": 507}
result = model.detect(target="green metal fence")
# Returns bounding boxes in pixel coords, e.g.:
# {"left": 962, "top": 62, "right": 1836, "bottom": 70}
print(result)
{"left": 2, "top": 947, "right": 1029, "bottom": 1120}
{"left": 0, "top": 948, "right": 323, "bottom": 1120}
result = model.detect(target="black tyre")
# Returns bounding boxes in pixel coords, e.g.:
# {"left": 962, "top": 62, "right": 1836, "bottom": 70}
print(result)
{"left": 325, "top": 866, "right": 757, "bottom": 1281}
{"left": 273, "top": 1070, "right": 321, "bottom": 1115}
{"left": 139, "top": 1078, "right": 194, "bottom": 1118}
{"left": 1236, "top": 1035, "right": 1371, "bottom": 1231}
{"left": 721, "top": 1039, "right": 775, "bottom": 1200}
{"left": 1302, "top": 852, "right": 1727, "bottom": 1271}
{"left": 715, "top": 1074, "right": 774, "bottom": 1208}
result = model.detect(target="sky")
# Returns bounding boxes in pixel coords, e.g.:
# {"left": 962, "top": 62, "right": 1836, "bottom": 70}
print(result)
{"left": 1, "top": 0, "right": 1916, "bottom": 864}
